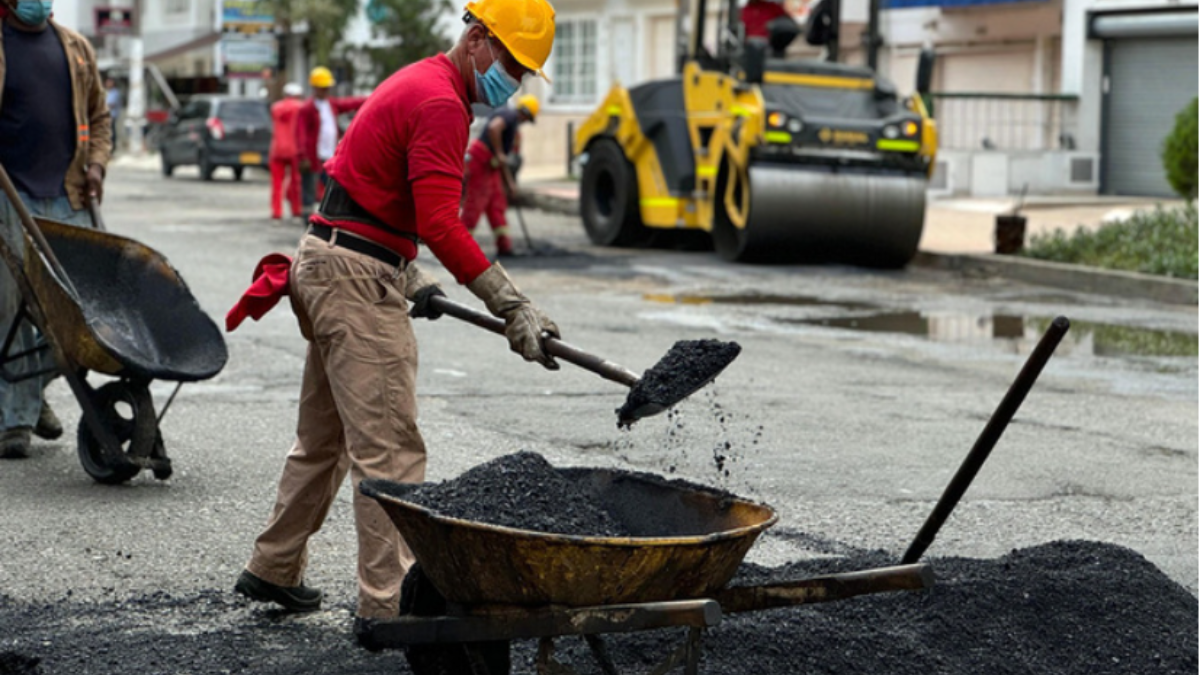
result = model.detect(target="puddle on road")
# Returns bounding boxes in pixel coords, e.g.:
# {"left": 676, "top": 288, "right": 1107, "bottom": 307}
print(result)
{"left": 642, "top": 294, "right": 1195, "bottom": 358}
{"left": 792, "top": 312, "right": 1197, "bottom": 358}
{"left": 643, "top": 293, "right": 875, "bottom": 309}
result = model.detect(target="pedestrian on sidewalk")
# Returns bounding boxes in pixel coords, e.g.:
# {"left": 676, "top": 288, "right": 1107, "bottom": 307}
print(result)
{"left": 461, "top": 94, "right": 538, "bottom": 257}
{"left": 268, "top": 83, "right": 304, "bottom": 221}
{"left": 104, "top": 76, "right": 121, "bottom": 153}
{"left": 230, "top": 0, "right": 559, "bottom": 651}
{"left": 296, "top": 67, "right": 368, "bottom": 215}
{"left": 0, "top": 0, "right": 111, "bottom": 459}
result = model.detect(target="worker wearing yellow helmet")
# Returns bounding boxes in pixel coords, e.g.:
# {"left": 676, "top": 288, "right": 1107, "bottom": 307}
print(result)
{"left": 462, "top": 93, "right": 540, "bottom": 257}
{"left": 235, "top": 0, "right": 559, "bottom": 652}
{"left": 296, "top": 66, "right": 368, "bottom": 214}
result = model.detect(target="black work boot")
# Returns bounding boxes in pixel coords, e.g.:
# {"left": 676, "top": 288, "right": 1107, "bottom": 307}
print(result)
{"left": 0, "top": 427, "right": 31, "bottom": 459}
{"left": 34, "top": 401, "right": 63, "bottom": 440}
{"left": 234, "top": 570, "right": 322, "bottom": 612}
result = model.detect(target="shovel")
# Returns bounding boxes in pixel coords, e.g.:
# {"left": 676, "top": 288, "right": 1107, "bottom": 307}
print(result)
{"left": 428, "top": 295, "right": 740, "bottom": 426}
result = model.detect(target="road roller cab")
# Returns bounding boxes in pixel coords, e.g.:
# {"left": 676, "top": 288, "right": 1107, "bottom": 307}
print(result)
{"left": 574, "top": 0, "right": 938, "bottom": 268}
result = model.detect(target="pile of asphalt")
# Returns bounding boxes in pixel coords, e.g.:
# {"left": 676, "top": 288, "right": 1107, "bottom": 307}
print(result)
{"left": 2, "top": 456, "right": 1194, "bottom": 674}
{"left": 0, "top": 540, "right": 1192, "bottom": 674}
{"left": 378, "top": 451, "right": 632, "bottom": 536}
{"left": 618, "top": 339, "right": 742, "bottom": 427}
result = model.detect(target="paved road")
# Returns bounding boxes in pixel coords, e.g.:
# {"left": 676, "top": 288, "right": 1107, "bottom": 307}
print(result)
{"left": 2, "top": 162, "right": 1195, "bottom": 627}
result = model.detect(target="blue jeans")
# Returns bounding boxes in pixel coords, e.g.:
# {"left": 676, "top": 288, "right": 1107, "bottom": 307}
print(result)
{"left": 0, "top": 192, "right": 92, "bottom": 431}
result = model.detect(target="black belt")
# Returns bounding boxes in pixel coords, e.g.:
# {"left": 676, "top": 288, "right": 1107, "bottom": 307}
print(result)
{"left": 308, "top": 223, "right": 404, "bottom": 268}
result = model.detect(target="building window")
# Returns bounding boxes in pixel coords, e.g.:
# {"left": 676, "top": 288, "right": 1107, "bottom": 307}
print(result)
{"left": 167, "top": 0, "right": 190, "bottom": 14}
{"left": 551, "top": 19, "right": 597, "bottom": 105}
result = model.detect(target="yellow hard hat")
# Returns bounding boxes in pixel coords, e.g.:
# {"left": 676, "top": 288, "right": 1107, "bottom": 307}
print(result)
{"left": 464, "top": 0, "right": 556, "bottom": 82}
{"left": 517, "top": 95, "right": 539, "bottom": 121}
{"left": 309, "top": 67, "right": 335, "bottom": 88}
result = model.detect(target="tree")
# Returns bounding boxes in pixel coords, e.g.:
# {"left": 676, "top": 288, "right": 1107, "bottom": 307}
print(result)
{"left": 1161, "top": 97, "right": 1198, "bottom": 201}
{"left": 263, "top": 0, "right": 360, "bottom": 66}
{"left": 360, "top": 0, "right": 455, "bottom": 81}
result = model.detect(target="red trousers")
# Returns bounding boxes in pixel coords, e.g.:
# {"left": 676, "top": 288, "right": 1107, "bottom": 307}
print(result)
{"left": 270, "top": 156, "right": 302, "bottom": 219}
{"left": 461, "top": 140, "right": 512, "bottom": 252}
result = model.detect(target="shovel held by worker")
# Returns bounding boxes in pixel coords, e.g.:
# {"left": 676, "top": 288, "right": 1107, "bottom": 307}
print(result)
{"left": 427, "top": 295, "right": 740, "bottom": 426}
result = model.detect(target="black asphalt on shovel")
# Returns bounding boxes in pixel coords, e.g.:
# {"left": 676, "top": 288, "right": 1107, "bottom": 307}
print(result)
{"left": 428, "top": 295, "right": 740, "bottom": 426}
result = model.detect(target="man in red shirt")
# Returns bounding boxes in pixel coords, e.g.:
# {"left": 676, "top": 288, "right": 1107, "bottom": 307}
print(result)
{"left": 267, "top": 82, "right": 303, "bottom": 220}
{"left": 295, "top": 66, "right": 368, "bottom": 213}
{"left": 742, "top": 0, "right": 789, "bottom": 39}
{"left": 234, "top": 0, "right": 560, "bottom": 650}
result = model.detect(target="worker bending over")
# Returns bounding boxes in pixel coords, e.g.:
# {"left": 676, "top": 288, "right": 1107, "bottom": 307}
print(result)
{"left": 461, "top": 95, "right": 539, "bottom": 257}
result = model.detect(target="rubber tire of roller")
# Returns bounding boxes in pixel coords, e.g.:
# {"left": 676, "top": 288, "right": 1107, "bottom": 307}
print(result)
{"left": 76, "top": 380, "right": 157, "bottom": 484}
{"left": 400, "top": 563, "right": 511, "bottom": 675}
{"left": 580, "top": 138, "right": 648, "bottom": 247}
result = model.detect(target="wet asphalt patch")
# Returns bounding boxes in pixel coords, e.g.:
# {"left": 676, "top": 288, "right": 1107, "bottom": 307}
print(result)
{"left": 1, "top": 540, "right": 1193, "bottom": 674}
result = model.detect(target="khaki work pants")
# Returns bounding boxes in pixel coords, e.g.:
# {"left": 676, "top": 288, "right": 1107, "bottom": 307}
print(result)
{"left": 246, "top": 233, "right": 426, "bottom": 619}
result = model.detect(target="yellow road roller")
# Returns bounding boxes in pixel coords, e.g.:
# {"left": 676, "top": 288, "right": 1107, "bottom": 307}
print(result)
{"left": 573, "top": 0, "right": 937, "bottom": 267}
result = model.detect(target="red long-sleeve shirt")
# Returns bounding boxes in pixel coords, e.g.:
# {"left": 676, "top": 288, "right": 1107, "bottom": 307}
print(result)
{"left": 296, "top": 95, "right": 369, "bottom": 167}
{"left": 320, "top": 54, "right": 491, "bottom": 284}
{"left": 742, "top": 0, "right": 789, "bottom": 39}
{"left": 269, "top": 98, "right": 303, "bottom": 160}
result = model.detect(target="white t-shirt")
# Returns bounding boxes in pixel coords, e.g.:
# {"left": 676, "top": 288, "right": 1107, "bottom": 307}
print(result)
{"left": 315, "top": 99, "right": 337, "bottom": 161}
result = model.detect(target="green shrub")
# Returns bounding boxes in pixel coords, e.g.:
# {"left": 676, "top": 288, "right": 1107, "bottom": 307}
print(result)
{"left": 1022, "top": 203, "right": 1198, "bottom": 279}
{"left": 1162, "top": 97, "right": 1198, "bottom": 200}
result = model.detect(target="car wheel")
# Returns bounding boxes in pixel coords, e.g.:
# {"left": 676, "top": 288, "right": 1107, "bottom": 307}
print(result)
{"left": 199, "top": 152, "right": 215, "bottom": 181}
{"left": 233, "top": 166, "right": 244, "bottom": 181}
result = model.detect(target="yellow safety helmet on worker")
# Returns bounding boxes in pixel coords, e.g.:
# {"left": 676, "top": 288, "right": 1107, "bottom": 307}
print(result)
{"left": 309, "top": 66, "right": 335, "bottom": 89}
{"left": 464, "top": 0, "right": 556, "bottom": 82}
{"left": 517, "top": 95, "right": 540, "bottom": 122}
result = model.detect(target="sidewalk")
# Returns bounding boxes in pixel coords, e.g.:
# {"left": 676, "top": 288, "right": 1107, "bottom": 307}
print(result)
{"left": 521, "top": 177, "right": 1196, "bottom": 306}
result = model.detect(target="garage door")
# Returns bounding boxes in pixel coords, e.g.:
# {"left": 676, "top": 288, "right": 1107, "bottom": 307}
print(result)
{"left": 1102, "top": 35, "right": 1199, "bottom": 196}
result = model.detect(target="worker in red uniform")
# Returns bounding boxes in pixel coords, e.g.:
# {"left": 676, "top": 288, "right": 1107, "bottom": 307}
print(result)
{"left": 233, "top": 0, "right": 560, "bottom": 651}
{"left": 268, "top": 82, "right": 304, "bottom": 220}
{"left": 742, "top": 0, "right": 789, "bottom": 39}
{"left": 461, "top": 94, "right": 538, "bottom": 257}
{"left": 295, "top": 67, "right": 368, "bottom": 214}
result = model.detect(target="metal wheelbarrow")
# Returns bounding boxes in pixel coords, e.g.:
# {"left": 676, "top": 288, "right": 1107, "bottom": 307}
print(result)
{"left": 360, "top": 470, "right": 933, "bottom": 675}
{"left": 0, "top": 166, "right": 227, "bottom": 483}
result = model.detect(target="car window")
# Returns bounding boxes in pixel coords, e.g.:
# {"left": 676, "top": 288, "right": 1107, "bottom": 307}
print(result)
{"left": 218, "top": 101, "right": 271, "bottom": 124}
{"left": 178, "top": 100, "right": 208, "bottom": 120}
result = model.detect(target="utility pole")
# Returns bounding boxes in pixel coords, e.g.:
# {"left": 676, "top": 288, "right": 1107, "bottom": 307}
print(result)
{"left": 127, "top": 0, "right": 145, "bottom": 156}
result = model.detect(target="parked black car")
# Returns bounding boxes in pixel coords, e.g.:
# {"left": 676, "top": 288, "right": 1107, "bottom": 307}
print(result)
{"left": 160, "top": 95, "right": 272, "bottom": 181}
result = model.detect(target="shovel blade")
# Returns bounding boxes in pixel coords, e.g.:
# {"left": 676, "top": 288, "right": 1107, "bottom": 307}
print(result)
{"left": 617, "top": 340, "right": 742, "bottom": 427}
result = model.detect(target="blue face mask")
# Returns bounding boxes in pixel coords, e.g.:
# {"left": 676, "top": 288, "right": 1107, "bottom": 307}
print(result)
{"left": 473, "top": 40, "right": 521, "bottom": 108}
{"left": 13, "top": 1, "right": 52, "bottom": 25}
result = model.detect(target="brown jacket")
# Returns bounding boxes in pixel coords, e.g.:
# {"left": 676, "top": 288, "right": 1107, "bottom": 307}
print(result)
{"left": 0, "top": 17, "right": 112, "bottom": 210}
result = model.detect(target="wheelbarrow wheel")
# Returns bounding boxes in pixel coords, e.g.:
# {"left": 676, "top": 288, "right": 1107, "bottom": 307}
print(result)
{"left": 76, "top": 381, "right": 158, "bottom": 484}
{"left": 400, "top": 563, "right": 511, "bottom": 675}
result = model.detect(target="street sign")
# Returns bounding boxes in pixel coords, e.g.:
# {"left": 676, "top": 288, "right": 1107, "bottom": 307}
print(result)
{"left": 222, "top": 35, "right": 278, "bottom": 79}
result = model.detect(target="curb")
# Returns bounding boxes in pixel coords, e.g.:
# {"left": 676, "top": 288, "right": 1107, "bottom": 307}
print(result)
{"left": 913, "top": 252, "right": 1197, "bottom": 307}
{"left": 524, "top": 187, "right": 1197, "bottom": 307}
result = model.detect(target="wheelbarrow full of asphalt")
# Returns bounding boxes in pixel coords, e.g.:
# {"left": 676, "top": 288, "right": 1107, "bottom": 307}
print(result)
{"left": 0, "top": 168, "right": 227, "bottom": 483}
{"left": 359, "top": 470, "right": 935, "bottom": 675}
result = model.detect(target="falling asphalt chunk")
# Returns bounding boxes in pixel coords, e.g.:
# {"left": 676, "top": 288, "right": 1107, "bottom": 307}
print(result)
{"left": 618, "top": 339, "right": 742, "bottom": 427}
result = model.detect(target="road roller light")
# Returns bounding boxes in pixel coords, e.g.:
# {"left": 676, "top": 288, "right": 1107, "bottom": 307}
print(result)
{"left": 787, "top": 119, "right": 804, "bottom": 133}
{"left": 903, "top": 120, "right": 920, "bottom": 137}
{"left": 767, "top": 111, "right": 786, "bottom": 128}
{"left": 883, "top": 124, "right": 900, "bottom": 139}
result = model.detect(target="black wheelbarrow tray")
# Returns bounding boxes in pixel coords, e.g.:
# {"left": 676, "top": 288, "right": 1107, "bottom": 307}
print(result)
{"left": 0, "top": 216, "right": 227, "bottom": 483}
{"left": 359, "top": 469, "right": 934, "bottom": 675}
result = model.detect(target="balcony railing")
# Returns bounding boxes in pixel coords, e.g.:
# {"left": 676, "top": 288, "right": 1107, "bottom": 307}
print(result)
{"left": 928, "top": 93, "right": 1080, "bottom": 152}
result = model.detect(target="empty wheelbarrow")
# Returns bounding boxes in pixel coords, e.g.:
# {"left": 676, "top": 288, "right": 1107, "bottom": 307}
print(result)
{"left": 0, "top": 168, "right": 227, "bottom": 483}
{"left": 359, "top": 469, "right": 933, "bottom": 675}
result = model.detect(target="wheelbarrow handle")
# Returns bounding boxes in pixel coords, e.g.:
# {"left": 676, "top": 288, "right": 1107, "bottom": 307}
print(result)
{"left": 428, "top": 294, "right": 642, "bottom": 388}
{"left": 0, "top": 162, "right": 77, "bottom": 298}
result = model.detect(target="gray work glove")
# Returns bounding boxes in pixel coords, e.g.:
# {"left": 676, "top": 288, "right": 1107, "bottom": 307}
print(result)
{"left": 466, "top": 262, "right": 560, "bottom": 370}
{"left": 404, "top": 263, "right": 445, "bottom": 320}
